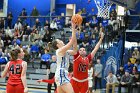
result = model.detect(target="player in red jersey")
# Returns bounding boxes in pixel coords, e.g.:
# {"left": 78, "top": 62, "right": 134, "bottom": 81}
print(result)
{"left": 70, "top": 32, "right": 104, "bottom": 93}
{"left": 1, "top": 47, "right": 28, "bottom": 93}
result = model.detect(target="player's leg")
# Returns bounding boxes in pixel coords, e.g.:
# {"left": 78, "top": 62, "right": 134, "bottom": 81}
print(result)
{"left": 81, "top": 81, "right": 88, "bottom": 93}
{"left": 70, "top": 79, "right": 80, "bottom": 93}
{"left": 6, "top": 83, "right": 15, "bottom": 93}
{"left": 57, "top": 86, "right": 65, "bottom": 93}
{"left": 15, "top": 83, "right": 24, "bottom": 93}
{"left": 61, "top": 82, "right": 74, "bottom": 93}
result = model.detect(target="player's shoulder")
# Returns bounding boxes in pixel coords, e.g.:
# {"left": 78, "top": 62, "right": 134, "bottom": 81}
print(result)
{"left": 21, "top": 61, "right": 27, "bottom": 67}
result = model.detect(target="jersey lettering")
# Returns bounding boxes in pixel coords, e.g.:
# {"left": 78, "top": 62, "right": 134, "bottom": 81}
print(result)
{"left": 9, "top": 64, "right": 21, "bottom": 74}
{"left": 78, "top": 63, "right": 87, "bottom": 72}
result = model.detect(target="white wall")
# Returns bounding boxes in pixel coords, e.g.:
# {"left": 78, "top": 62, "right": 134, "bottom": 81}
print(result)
{"left": 66, "top": 4, "right": 75, "bottom": 24}
{"left": 0, "top": 0, "right": 8, "bottom": 17}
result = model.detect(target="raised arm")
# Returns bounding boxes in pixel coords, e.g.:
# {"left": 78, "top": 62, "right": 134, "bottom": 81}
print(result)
{"left": 67, "top": 30, "right": 78, "bottom": 55}
{"left": 58, "top": 23, "right": 77, "bottom": 55}
{"left": 90, "top": 32, "right": 104, "bottom": 58}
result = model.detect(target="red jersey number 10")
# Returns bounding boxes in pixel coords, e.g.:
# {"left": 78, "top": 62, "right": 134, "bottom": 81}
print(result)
{"left": 9, "top": 64, "right": 21, "bottom": 74}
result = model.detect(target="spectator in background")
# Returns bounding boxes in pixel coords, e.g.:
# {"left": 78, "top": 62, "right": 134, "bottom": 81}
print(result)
{"left": 4, "top": 49, "right": 10, "bottom": 61}
{"left": 40, "top": 49, "right": 51, "bottom": 69}
{"left": 94, "top": 58, "right": 103, "bottom": 90}
{"left": 81, "top": 8, "right": 87, "bottom": 25}
{"left": 76, "top": 30, "right": 85, "bottom": 44}
{"left": 124, "top": 8, "right": 130, "bottom": 29}
{"left": 44, "top": 20, "right": 50, "bottom": 30}
{"left": 102, "top": 17, "right": 108, "bottom": 27}
{"left": 131, "top": 72, "right": 140, "bottom": 93}
{"left": 88, "top": 8, "right": 96, "bottom": 17}
{"left": 14, "top": 19, "right": 22, "bottom": 31}
{"left": 34, "top": 30, "right": 40, "bottom": 40}
{"left": 133, "top": 47, "right": 140, "bottom": 59}
{"left": 20, "top": 8, "right": 27, "bottom": 16}
{"left": 42, "top": 29, "right": 52, "bottom": 42}
{"left": 11, "top": 36, "right": 21, "bottom": 46}
{"left": 77, "top": 9, "right": 82, "bottom": 15}
{"left": 7, "top": 12, "right": 13, "bottom": 29}
{"left": 110, "top": 9, "right": 117, "bottom": 20}
{"left": 118, "top": 70, "right": 133, "bottom": 93}
{"left": 106, "top": 71, "right": 119, "bottom": 93}
{"left": 56, "top": 17, "right": 63, "bottom": 30}
{"left": 0, "top": 48, "right": 4, "bottom": 57}
{"left": 0, "top": 18, "right": 4, "bottom": 29}
{"left": 0, "top": 37, "right": 4, "bottom": 48}
{"left": 35, "top": 18, "right": 41, "bottom": 30}
{"left": 10, "top": 41, "right": 19, "bottom": 49}
{"left": 22, "top": 46, "right": 30, "bottom": 62}
{"left": 50, "top": 9, "right": 56, "bottom": 19}
{"left": 0, "top": 53, "right": 8, "bottom": 64}
{"left": 51, "top": 9, "right": 56, "bottom": 16}
{"left": 48, "top": 55, "right": 57, "bottom": 93}
{"left": 124, "top": 61, "right": 134, "bottom": 74}
{"left": 19, "top": 8, "right": 27, "bottom": 23}
{"left": 130, "top": 53, "right": 137, "bottom": 64}
{"left": 50, "top": 20, "right": 58, "bottom": 31}
{"left": 36, "top": 37, "right": 44, "bottom": 54}
{"left": 3, "top": 34, "right": 12, "bottom": 48}
{"left": 116, "top": 66, "right": 125, "bottom": 81}
{"left": 89, "top": 16, "right": 98, "bottom": 28}
{"left": 134, "top": 59, "right": 140, "bottom": 72}
{"left": 14, "top": 27, "right": 20, "bottom": 37}
{"left": 108, "top": 17, "right": 115, "bottom": 27}
{"left": 22, "top": 26, "right": 32, "bottom": 41}
{"left": 132, "top": 66, "right": 138, "bottom": 75}
{"left": 30, "top": 41, "right": 39, "bottom": 58}
{"left": 30, "top": 41, "right": 39, "bottom": 68}
{"left": 5, "top": 27, "right": 13, "bottom": 38}
{"left": 31, "top": 6, "right": 39, "bottom": 16}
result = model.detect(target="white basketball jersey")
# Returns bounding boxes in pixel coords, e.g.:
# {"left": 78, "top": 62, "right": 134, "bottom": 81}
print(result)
{"left": 55, "top": 49, "right": 70, "bottom": 82}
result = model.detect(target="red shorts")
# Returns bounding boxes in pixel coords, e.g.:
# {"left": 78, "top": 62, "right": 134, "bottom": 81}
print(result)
{"left": 70, "top": 79, "right": 88, "bottom": 93}
{"left": 6, "top": 83, "right": 24, "bottom": 93}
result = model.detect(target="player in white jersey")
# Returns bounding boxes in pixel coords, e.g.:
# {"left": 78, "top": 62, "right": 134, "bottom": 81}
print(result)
{"left": 52, "top": 22, "right": 77, "bottom": 93}
{"left": 88, "top": 63, "right": 94, "bottom": 93}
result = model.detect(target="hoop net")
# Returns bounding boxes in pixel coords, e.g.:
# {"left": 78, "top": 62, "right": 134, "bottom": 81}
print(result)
{"left": 94, "top": 0, "right": 112, "bottom": 18}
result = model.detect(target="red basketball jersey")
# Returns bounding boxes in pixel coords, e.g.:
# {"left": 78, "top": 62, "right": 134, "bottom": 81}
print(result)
{"left": 8, "top": 59, "right": 23, "bottom": 85}
{"left": 73, "top": 52, "right": 92, "bottom": 80}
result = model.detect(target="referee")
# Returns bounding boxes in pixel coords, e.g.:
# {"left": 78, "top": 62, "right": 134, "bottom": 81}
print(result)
{"left": 48, "top": 55, "right": 57, "bottom": 93}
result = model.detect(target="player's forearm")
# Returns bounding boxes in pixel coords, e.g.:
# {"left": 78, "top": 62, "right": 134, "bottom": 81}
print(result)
{"left": 1, "top": 74, "right": 6, "bottom": 78}
{"left": 73, "top": 33, "right": 77, "bottom": 51}
{"left": 95, "top": 38, "right": 103, "bottom": 50}
{"left": 71, "top": 28, "right": 76, "bottom": 43}
{"left": 21, "top": 75, "right": 27, "bottom": 88}
{"left": 91, "top": 38, "right": 103, "bottom": 57}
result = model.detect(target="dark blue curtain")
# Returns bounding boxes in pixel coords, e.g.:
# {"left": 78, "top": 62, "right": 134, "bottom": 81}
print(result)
{"left": 101, "top": 39, "right": 123, "bottom": 78}
{"left": 101, "top": 39, "right": 123, "bottom": 88}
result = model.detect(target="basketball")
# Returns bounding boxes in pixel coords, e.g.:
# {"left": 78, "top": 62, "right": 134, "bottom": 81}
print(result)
{"left": 71, "top": 14, "right": 83, "bottom": 25}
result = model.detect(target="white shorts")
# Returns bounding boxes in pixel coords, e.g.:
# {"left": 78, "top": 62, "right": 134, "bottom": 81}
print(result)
{"left": 55, "top": 69, "right": 70, "bottom": 86}
{"left": 88, "top": 79, "right": 93, "bottom": 88}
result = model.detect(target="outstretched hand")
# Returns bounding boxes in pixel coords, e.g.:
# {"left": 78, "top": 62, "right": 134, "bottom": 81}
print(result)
{"left": 24, "top": 87, "right": 28, "bottom": 93}
{"left": 37, "top": 79, "right": 42, "bottom": 83}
